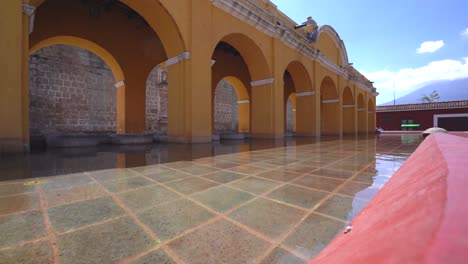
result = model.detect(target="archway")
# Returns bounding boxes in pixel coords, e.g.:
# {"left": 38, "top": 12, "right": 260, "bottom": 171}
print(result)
{"left": 30, "top": 0, "right": 184, "bottom": 134}
{"left": 211, "top": 35, "right": 270, "bottom": 136}
{"left": 357, "top": 94, "right": 366, "bottom": 134}
{"left": 283, "top": 61, "right": 314, "bottom": 136}
{"left": 320, "top": 76, "right": 339, "bottom": 136}
{"left": 368, "top": 98, "right": 376, "bottom": 132}
{"left": 211, "top": 33, "right": 271, "bottom": 137}
{"left": 342, "top": 87, "right": 355, "bottom": 135}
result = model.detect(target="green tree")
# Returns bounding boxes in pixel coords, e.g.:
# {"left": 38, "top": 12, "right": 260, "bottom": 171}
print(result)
{"left": 419, "top": 90, "right": 440, "bottom": 103}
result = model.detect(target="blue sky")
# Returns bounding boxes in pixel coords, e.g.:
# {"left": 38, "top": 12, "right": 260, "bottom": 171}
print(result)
{"left": 271, "top": 0, "right": 468, "bottom": 104}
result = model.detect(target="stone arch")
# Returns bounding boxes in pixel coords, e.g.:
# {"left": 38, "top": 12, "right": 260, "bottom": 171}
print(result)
{"left": 320, "top": 76, "right": 339, "bottom": 136}
{"left": 357, "top": 93, "right": 366, "bottom": 134}
{"left": 30, "top": 36, "right": 124, "bottom": 83}
{"left": 342, "top": 86, "right": 355, "bottom": 135}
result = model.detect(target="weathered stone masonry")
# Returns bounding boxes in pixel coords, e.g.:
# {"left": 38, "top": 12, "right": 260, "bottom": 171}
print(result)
{"left": 29, "top": 45, "right": 246, "bottom": 137}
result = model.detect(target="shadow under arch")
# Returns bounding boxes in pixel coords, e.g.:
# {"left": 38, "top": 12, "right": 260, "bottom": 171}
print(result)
{"left": 320, "top": 76, "right": 339, "bottom": 136}
{"left": 30, "top": 36, "right": 125, "bottom": 83}
{"left": 342, "top": 86, "right": 355, "bottom": 135}
{"left": 32, "top": 0, "right": 186, "bottom": 57}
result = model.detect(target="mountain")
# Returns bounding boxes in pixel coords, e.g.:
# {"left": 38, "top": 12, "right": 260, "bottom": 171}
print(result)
{"left": 379, "top": 78, "right": 468, "bottom": 106}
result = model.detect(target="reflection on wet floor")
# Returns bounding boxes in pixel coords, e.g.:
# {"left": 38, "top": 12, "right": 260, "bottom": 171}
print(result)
{"left": 0, "top": 135, "right": 421, "bottom": 263}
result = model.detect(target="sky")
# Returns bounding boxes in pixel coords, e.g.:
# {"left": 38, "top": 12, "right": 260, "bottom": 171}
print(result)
{"left": 271, "top": 0, "right": 468, "bottom": 104}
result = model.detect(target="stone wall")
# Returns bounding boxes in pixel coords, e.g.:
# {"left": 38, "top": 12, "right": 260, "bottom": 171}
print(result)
{"left": 146, "top": 67, "right": 167, "bottom": 135}
{"left": 30, "top": 45, "right": 240, "bottom": 136}
{"left": 214, "top": 80, "right": 238, "bottom": 133}
{"left": 29, "top": 45, "right": 116, "bottom": 135}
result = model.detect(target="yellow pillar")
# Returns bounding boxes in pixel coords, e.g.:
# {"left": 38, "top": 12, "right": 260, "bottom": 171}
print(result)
{"left": 296, "top": 92, "right": 316, "bottom": 136}
{"left": 338, "top": 76, "right": 344, "bottom": 137}
{"left": 238, "top": 101, "right": 250, "bottom": 133}
{"left": 0, "top": 2, "right": 28, "bottom": 152}
{"left": 313, "top": 62, "right": 322, "bottom": 138}
{"left": 353, "top": 86, "right": 358, "bottom": 136}
{"left": 251, "top": 81, "right": 278, "bottom": 138}
{"left": 168, "top": 0, "right": 212, "bottom": 143}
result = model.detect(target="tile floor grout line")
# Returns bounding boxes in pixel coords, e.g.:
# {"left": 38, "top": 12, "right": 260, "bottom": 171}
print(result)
{"left": 254, "top": 155, "right": 379, "bottom": 263}
{"left": 57, "top": 214, "right": 127, "bottom": 236}
{"left": 38, "top": 189, "right": 61, "bottom": 264}
{"left": 136, "top": 169, "right": 342, "bottom": 263}
{"left": 116, "top": 245, "right": 162, "bottom": 264}
{"left": 84, "top": 173, "right": 187, "bottom": 264}
{"left": 136, "top": 173, "right": 282, "bottom": 252}
{"left": 0, "top": 237, "right": 49, "bottom": 252}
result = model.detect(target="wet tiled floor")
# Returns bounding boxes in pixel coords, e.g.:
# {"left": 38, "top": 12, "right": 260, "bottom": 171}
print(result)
{"left": 0, "top": 135, "right": 420, "bottom": 263}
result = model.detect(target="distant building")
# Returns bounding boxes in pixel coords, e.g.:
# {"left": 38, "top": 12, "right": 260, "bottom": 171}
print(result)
{"left": 377, "top": 100, "right": 468, "bottom": 131}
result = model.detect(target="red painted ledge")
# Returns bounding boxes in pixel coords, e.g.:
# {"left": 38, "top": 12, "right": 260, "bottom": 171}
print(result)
{"left": 310, "top": 133, "right": 468, "bottom": 264}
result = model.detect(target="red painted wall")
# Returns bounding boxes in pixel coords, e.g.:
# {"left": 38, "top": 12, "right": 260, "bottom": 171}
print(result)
{"left": 377, "top": 108, "right": 468, "bottom": 131}
{"left": 310, "top": 133, "right": 468, "bottom": 264}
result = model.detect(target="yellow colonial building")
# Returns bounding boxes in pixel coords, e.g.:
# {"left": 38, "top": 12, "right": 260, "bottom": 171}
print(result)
{"left": 0, "top": 0, "right": 377, "bottom": 153}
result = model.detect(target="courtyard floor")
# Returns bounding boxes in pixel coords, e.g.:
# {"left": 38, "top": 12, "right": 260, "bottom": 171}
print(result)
{"left": 0, "top": 135, "right": 420, "bottom": 264}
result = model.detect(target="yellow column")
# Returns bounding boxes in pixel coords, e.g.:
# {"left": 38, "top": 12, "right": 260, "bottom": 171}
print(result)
{"left": 0, "top": 2, "right": 27, "bottom": 152}
{"left": 313, "top": 62, "right": 322, "bottom": 138}
{"left": 168, "top": 0, "right": 212, "bottom": 143}
{"left": 338, "top": 76, "right": 344, "bottom": 137}
{"left": 251, "top": 81, "right": 276, "bottom": 138}
{"left": 237, "top": 100, "right": 250, "bottom": 133}
{"left": 296, "top": 92, "right": 316, "bottom": 136}
{"left": 353, "top": 86, "right": 358, "bottom": 136}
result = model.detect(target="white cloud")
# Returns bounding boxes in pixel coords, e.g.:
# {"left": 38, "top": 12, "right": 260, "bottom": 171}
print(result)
{"left": 361, "top": 57, "right": 468, "bottom": 104}
{"left": 462, "top": 28, "right": 468, "bottom": 37}
{"left": 416, "top": 40, "right": 445, "bottom": 53}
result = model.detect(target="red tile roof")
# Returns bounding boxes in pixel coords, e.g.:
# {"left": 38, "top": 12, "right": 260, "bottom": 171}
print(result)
{"left": 377, "top": 100, "right": 468, "bottom": 112}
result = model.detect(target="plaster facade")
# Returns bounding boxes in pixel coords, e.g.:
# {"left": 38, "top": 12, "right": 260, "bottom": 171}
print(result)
{"left": 0, "top": 0, "right": 377, "bottom": 152}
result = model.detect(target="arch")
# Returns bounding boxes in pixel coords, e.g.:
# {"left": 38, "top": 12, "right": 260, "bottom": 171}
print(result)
{"left": 33, "top": 0, "right": 186, "bottom": 57}
{"left": 320, "top": 76, "right": 339, "bottom": 100}
{"left": 30, "top": 36, "right": 124, "bottom": 83}
{"left": 310, "top": 25, "right": 349, "bottom": 66}
{"left": 223, "top": 77, "right": 250, "bottom": 133}
{"left": 320, "top": 76, "right": 339, "bottom": 136}
{"left": 285, "top": 61, "right": 313, "bottom": 92}
{"left": 213, "top": 33, "right": 271, "bottom": 81}
{"left": 342, "top": 87, "right": 355, "bottom": 134}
